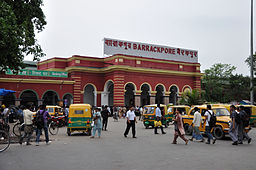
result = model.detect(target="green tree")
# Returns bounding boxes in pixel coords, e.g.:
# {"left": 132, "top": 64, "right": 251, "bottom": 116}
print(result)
{"left": 179, "top": 89, "right": 203, "bottom": 106}
{"left": 202, "top": 63, "right": 236, "bottom": 103}
{"left": 0, "top": 0, "right": 46, "bottom": 73}
{"left": 245, "top": 55, "right": 256, "bottom": 76}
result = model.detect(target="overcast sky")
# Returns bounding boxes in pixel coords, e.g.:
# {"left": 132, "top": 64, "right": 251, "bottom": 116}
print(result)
{"left": 25, "top": 0, "right": 255, "bottom": 75}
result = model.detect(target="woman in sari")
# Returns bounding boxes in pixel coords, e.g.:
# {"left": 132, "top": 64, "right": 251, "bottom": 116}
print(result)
{"left": 172, "top": 109, "right": 188, "bottom": 144}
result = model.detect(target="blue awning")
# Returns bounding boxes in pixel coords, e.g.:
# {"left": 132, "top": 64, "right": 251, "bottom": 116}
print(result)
{"left": 0, "top": 89, "right": 16, "bottom": 96}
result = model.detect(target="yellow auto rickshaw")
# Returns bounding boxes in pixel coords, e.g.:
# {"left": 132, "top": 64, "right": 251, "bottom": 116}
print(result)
{"left": 143, "top": 104, "right": 171, "bottom": 129}
{"left": 167, "top": 104, "right": 190, "bottom": 117}
{"left": 67, "top": 104, "right": 92, "bottom": 136}
{"left": 46, "top": 105, "right": 63, "bottom": 116}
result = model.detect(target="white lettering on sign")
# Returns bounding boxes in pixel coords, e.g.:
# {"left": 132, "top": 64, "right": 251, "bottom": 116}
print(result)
{"left": 104, "top": 38, "right": 198, "bottom": 63}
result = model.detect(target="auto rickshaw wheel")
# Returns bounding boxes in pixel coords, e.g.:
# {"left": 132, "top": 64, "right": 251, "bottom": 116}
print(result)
{"left": 88, "top": 129, "right": 91, "bottom": 136}
{"left": 213, "top": 126, "right": 224, "bottom": 140}
{"left": 184, "top": 124, "right": 192, "bottom": 135}
{"left": 67, "top": 128, "right": 71, "bottom": 136}
{"left": 165, "top": 122, "right": 168, "bottom": 128}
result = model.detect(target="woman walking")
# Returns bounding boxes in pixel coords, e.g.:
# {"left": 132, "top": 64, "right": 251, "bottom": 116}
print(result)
{"left": 91, "top": 108, "right": 102, "bottom": 138}
{"left": 172, "top": 109, "right": 188, "bottom": 145}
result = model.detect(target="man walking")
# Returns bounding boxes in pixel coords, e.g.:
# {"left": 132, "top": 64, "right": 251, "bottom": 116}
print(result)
{"left": 237, "top": 106, "right": 252, "bottom": 144}
{"left": 228, "top": 105, "right": 239, "bottom": 145}
{"left": 203, "top": 105, "right": 216, "bottom": 144}
{"left": 154, "top": 104, "right": 166, "bottom": 134}
{"left": 101, "top": 106, "right": 110, "bottom": 131}
{"left": 124, "top": 106, "right": 137, "bottom": 138}
{"left": 35, "top": 104, "right": 51, "bottom": 146}
{"left": 189, "top": 107, "right": 204, "bottom": 142}
{"left": 19, "top": 105, "right": 33, "bottom": 145}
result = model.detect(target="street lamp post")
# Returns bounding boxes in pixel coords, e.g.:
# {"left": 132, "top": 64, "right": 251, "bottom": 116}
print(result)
{"left": 250, "top": 0, "right": 254, "bottom": 105}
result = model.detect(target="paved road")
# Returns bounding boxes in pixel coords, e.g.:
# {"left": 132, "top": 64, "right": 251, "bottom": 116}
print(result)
{"left": 1, "top": 118, "right": 256, "bottom": 170}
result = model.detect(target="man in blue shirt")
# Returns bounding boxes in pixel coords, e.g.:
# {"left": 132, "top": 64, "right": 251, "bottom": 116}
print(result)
{"left": 154, "top": 104, "right": 166, "bottom": 134}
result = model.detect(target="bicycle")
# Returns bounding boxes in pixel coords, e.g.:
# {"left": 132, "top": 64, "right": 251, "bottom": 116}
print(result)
{"left": 0, "top": 119, "right": 10, "bottom": 152}
{"left": 13, "top": 120, "right": 25, "bottom": 137}
{"left": 48, "top": 119, "right": 59, "bottom": 135}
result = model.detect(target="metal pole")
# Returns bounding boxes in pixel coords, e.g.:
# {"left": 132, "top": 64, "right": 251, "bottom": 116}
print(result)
{"left": 250, "top": 0, "right": 254, "bottom": 105}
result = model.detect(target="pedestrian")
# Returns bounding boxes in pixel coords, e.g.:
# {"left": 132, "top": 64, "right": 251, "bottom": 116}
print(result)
{"left": 237, "top": 106, "right": 252, "bottom": 144}
{"left": 2, "top": 105, "right": 9, "bottom": 123}
{"left": 189, "top": 107, "right": 204, "bottom": 142}
{"left": 113, "top": 106, "right": 118, "bottom": 121}
{"left": 124, "top": 106, "right": 137, "bottom": 138}
{"left": 35, "top": 104, "right": 51, "bottom": 146}
{"left": 91, "top": 108, "right": 102, "bottom": 138}
{"left": 101, "top": 106, "right": 109, "bottom": 131}
{"left": 228, "top": 105, "right": 239, "bottom": 145}
{"left": 19, "top": 105, "right": 33, "bottom": 145}
{"left": 154, "top": 104, "right": 166, "bottom": 134}
{"left": 64, "top": 106, "right": 69, "bottom": 125}
{"left": 172, "top": 109, "right": 188, "bottom": 144}
{"left": 203, "top": 105, "right": 216, "bottom": 144}
{"left": 139, "top": 106, "right": 143, "bottom": 120}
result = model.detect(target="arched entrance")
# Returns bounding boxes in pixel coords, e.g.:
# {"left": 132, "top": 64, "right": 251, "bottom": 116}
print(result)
{"left": 155, "top": 85, "right": 164, "bottom": 104}
{"left": 125, "top": 83, "right": 135, "bottom": 107}
{"left": 141, "top": 84, "right": 150, "bottom": 106}
{"left": 101, "top": 81, "right": 113, "bottom": 106}
{"left": 20, "top": 90, "right": 38, "bottom": 106}
{"left": 84, "top": 84, "right": 96, "bottom": 106}
{"left": 63, "top": 93, "right": 73, "bottom": 107}
{"left": 170, "top": 86, "right": 178, "bottom": 105}
{"left": 42, "top": 91, "right": 59, "bottom": 105}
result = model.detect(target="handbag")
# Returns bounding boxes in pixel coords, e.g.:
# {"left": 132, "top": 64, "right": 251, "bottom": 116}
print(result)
{"left": 91, "top": 121, "right": 95, "bottom": 127}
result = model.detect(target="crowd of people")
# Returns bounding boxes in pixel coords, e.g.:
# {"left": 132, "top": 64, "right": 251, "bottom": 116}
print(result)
{"left": 0, "top": 103, "right": 253, "bottom": 147}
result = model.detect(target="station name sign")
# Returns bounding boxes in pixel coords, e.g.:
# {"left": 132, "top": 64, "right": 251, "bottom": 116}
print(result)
{"left": 6, "top": 69, "right": 68, "bottom": 78}
{"left": 104, "top": 38, "right": 198, "bottom": 63}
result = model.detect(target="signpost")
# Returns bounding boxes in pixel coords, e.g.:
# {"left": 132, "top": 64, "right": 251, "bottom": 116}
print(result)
{"left": 104, "top": 38, "right": 198, "bottom": 63}
{"left": 6, "top": 69, "right": 68, "bottom": 78}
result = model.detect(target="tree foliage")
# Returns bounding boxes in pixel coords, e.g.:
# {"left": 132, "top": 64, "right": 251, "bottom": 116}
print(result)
{"left": 202, "top": 63, "right": 254, "bottom": 103}
{"left": 245, "top": 55, "right": 256, "bottom": 76}
{"left": 0, "top": 0, "right": 46, "bottom": 73}
{"left": 179, "top": 89, "right": 203, "bottom": 106}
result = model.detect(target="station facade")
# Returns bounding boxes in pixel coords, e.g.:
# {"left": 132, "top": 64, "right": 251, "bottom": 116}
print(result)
{"left": 0, "top": 39, "right": 202, "bottom": 107}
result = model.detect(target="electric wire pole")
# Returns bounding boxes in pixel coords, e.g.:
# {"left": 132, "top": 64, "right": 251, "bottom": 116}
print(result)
{"left": 250, "top": 0, "right": 254, "bottom": 105}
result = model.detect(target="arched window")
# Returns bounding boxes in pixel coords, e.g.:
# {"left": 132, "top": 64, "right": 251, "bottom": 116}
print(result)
{"left": 140, "top": 84, "right": 150, "bottom": 106}
{"left": 125, "top": 83, "right": 135, "bottom": 107}
{"left": 84, "top": 84, "right": 95, "bottom": 106}
{"left": 42, "top": 91, "right": 59, "bottom": 105}
{"left": 20, "top": 90, "right": 38, "bottom": 106}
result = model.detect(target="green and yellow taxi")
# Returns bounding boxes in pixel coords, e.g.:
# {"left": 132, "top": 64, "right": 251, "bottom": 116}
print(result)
{"left": 46, "top": 105, "right": 63, "bottom": 116}
{"left": 67, "top": 104, "right": 92, "bottom": 136}
{"left": 143, "top": 104, "right": 172, "bottom": 129}
{"left": 167, "top": 105, "right": 190, "bottom": 117}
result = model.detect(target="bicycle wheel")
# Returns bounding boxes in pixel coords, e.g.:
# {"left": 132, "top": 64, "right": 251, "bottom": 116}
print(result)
{"left": 0, "top": 130, "right": 10, "bottom": 152}
{"left": 49, "top": 122, "right": 59, "bottom": 135}
{"left": 13, "top": 123, "right": 21, "bottom": 137}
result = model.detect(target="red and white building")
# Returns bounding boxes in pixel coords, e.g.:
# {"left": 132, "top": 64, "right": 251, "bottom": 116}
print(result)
{"left": 0, "top": 38, "right": 202, "bottom": 107}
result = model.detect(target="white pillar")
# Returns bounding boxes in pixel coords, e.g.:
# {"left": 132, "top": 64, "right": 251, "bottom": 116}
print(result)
{"left": 101, "top": 92, "right": 109, "bottom": 106}
{"left": 94, "top": 91, "right": 97, "bottom": 107}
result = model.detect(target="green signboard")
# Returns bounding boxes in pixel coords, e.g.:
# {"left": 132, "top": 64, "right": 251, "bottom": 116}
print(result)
{"left": 6, "top": 69, "right": 68, "bottom": 78}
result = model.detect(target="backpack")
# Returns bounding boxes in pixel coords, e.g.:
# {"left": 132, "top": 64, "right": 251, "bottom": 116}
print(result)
{"left": 207, "top": 111, "right": 216, "bottom": 128}
{"left": 35, "top": 110, "right": 45, "bottom": 127}
{"left": 240, "top": 110, "right": 250, "bottom": 127}
{"left": 234, "top": 111, "right": 241, "bottom": 124}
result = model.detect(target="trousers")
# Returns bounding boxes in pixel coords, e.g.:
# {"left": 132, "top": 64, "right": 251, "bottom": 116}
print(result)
{"left": 124, "top": 120, "right": 136, "bottom": 137}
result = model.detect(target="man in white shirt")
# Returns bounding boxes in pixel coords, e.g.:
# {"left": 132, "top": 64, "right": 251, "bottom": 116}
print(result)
{"left": 154, "top": 104, "right": 166, "bottom": 134}
{"left": 19, "top": 105, "right": 34, "bottom": 145}
{"left": 203, "top": 105, "right": 216, "bottom": 144}
{"left": 124, "top": 106, "right": 137, "bottom": 138}
{"left": 189, "top": 107, "right": 204, "bottom": 142}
